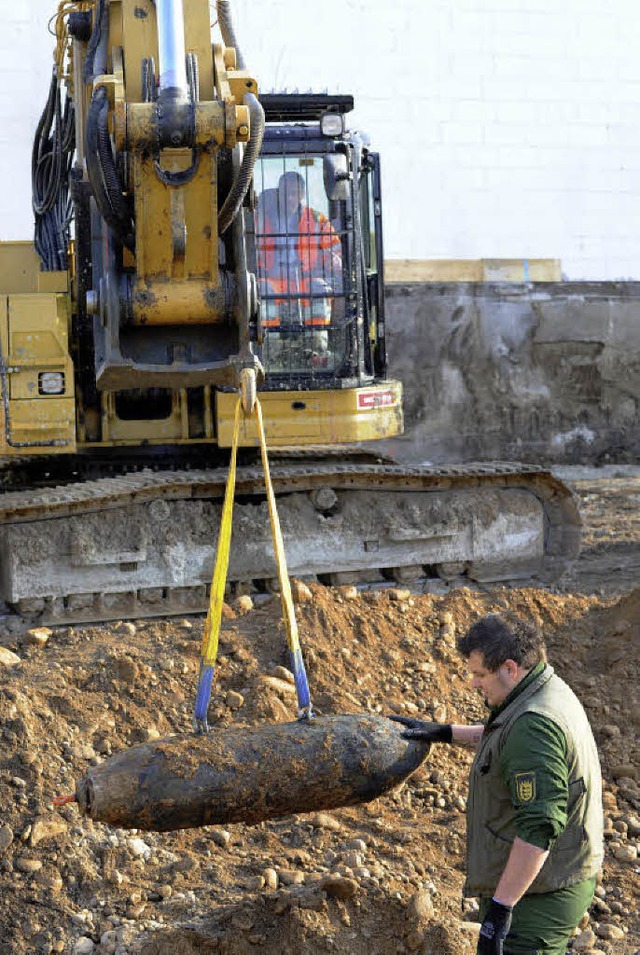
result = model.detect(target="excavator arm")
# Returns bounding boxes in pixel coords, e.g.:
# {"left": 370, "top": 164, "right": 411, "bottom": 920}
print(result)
{"left": 65, "top": 0, "right": 263, "bottom": 392}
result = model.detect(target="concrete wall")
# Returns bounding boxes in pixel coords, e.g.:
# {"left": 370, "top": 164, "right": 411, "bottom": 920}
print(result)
{"left": 3, "top": 1, "right": 640, "bottom": 278}
{"left": 382, "top": 283, "right": 640, "bottom": 466}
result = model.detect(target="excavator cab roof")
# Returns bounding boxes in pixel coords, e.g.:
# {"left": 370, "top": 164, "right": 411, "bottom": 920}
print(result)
{"left": 260, "top": 94, "right": 354, "bottom": 124}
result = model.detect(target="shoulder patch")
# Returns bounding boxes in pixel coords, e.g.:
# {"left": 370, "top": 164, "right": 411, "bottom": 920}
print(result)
{"left": 514, "top": 771, "right": 537, "bottom": 804}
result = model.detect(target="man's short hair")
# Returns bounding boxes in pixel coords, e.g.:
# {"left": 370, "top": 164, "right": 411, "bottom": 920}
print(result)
{"left": 278, "top": 171, "right": 305, "bottom": 193}
{"left": 456, "top": 612, "right": 546, "bottom": 672}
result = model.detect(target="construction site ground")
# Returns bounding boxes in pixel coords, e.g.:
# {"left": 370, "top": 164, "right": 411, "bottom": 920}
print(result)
{"left": 0, "top": 469, "right": 639, "bottom": 955}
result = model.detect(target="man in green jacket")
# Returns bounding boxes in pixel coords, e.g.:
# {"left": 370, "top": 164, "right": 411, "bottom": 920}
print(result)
{"left": 391, "top": 612, "right": 603, "bottom": 955}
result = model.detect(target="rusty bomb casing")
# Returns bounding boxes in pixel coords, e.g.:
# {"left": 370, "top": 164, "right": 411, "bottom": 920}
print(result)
{"left": 75, "top": 714, "right": 430, "bottom": 831}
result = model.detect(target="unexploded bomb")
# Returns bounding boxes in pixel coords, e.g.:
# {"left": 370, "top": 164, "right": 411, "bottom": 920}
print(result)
{"left": 74, "top": 714, "right": 430, "bottom": 831}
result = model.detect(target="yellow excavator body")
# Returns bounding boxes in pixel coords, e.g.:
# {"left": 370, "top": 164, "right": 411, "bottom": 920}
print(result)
{"left": 0, "top": 1, "right": 578, "bottom": 626}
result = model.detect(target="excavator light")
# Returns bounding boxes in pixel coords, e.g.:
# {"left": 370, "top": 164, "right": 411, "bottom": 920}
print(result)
{"left": 38, "top": 372, "right": 66, "bottom": 396}
{"left": 320, "top": 112, "right": 344, "bottom": 137}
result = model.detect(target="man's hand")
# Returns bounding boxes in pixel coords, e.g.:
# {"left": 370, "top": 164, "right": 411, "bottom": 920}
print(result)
{"left": 387, "top": 716, "right": 453, "bottom": 743}
{"left": 477, "top": 898, "right": 512, "bottom": 955}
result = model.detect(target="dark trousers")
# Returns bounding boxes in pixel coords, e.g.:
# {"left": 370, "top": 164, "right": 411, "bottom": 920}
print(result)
{"left": 479, "top": 877, "right": 595, "bottom": 955}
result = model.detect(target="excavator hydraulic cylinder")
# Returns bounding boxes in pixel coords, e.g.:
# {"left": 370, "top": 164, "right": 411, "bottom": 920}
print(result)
{"left": 74, "top": 715, "right": 430, "bottom": 832}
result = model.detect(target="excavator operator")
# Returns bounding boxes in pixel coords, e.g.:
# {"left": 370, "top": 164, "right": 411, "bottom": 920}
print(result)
{"left": 256, "top": 170, "right": 343, "bottom": 362}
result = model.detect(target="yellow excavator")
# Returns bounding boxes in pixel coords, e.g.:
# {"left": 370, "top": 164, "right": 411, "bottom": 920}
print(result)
{"left": 0, "top": 0, "right": 580, "bottom": 626}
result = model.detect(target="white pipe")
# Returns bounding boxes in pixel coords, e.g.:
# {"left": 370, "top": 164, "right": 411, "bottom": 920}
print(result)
{"left": 156, "top": 0, "right": 188, "bottom": 95}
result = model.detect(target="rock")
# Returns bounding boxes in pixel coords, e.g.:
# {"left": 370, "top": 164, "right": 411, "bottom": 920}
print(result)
{"left": 406, "top": 890, "right": 434, "bottom": 922}
{"left": 291, "top": 579, "right": 313, "bottom": 603}
{"left": 245, "top": 875, "right": 265, "bottom": 890}
{"left": 100, "top": 930, "right": 118, "bottom": 955}
{"left": 573, "top": 927, "right": 597, "bottom": 950}
{"left": 30, "top": 814, "right": 68, "bottom": 846}
{"left": 261, "top": 675, "right": 297, "bottom": 697}
{"left": 0, "top": 825, "right": 14, "bottom": 854}
{"left": 116, "top": 621, "right": 137, "bottom": 637}
{"left": 459, "top": 921, "right": 481, "bottom": 937}
{"left": 310, "top": 812, "right": 342, "bottom": 832}
{"left": 320, "top": 875, "right": 358, "bottom": 899}
{"left": 15, "top": 857, "right": 43, "bottom": 874}
{"left": 72, "top": 938, "right": 95, "bottom": 955}
{"left": 227, "top": 690, "right": 245, "bottom": 709}
{"left": 624, "top": 815, "right": 640, "bottom": 837}
{"left": 128, "top": 837, "right": 151, "bottom": 859}
{"left": 341, "top": 851, "right": 363, "bottom": 869}
{"left": 221, "top": 602, "right": 236, "bottom": 620}
{"left": 125, "top": 902, "right": 147, "bottom": 919}
{"left": 613, "top": 844, "right": 638, "bottom": 863}
{"left": 601, "top": 724, "right": 621, "bottom": 738}
{"left": 405, "top": 929, "right": 424, "bottom": 953}
{"left": 25, "top": 626, "right": 53, "bottom": 647}
{"left": 263, "top": 867, "right": 278, "bottom": 890}
{"left": 388, "top": 588, "right": 411, "bottom": 602}
{"left": 278, "top": 868, "right": 305, "bottom": 886}
{"left": 156, "top": 884, "right": 172, "bottom": 899}
{"left": 611, "top": 763, "right": 637, "bottom": 780}
{"left": 341, "top": 586, "right": 359, "bottom": 601}
{"left": 34, "top": 868, "right": 63, "bottom": 893}
{"left": 210, "top": 828, "right": 231, "bottom": 848}
{"left": 0, "top": 647, "right": 21, "bottom": 667}
{"left": 596, "top": 923, "right": 625, "bottom": 941}
{"left": 269, "top": 666, "right": 295, "bottom": 684}
{"left": 233, "top": 595, "right": 254, "bottom": 614}
{"left": 346, "top": 838, "right": 367, "bottom": 853}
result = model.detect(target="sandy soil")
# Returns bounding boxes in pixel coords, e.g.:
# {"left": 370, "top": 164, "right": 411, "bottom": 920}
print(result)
{"left": 0, "top": 476, "right": 638, "bottom": 955}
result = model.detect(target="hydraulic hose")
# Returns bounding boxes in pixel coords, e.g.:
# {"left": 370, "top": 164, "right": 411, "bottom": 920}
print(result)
{"left": 216, "top": 0, "right": 246, "bottom": 69}
{"left": 32, "top": 72, "right": 62, "bottom": 217}
{"left": 83, "top": 0, "right": 109, "bottom": 83}
{"left": 86, "top": 86, "right": 135, "bottom": 250}
{"left": 217, "top": 92, "right": 264, "bottom": 235}
{"left": 32, "top": 69, "right": 75, "bottom": 270}
{"left": 216, "top": 0, "right": 265, "bottom": 234}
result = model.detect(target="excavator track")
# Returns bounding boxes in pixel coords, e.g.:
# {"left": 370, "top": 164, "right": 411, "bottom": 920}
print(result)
{"left": 0, "top": 462, "right": 580, "bottom": 626}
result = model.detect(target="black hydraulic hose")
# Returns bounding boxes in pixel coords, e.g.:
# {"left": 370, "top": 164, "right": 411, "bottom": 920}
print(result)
{"left": 86, "top": 86, "right": 135, "bottom": 250}
{"left": 216, "top": 0, "right": 265, "bottom": 235}
{"left": 96, "top": 104, "right": 133, "bottom": 236}
{"left": 83, "top": 0, "right": 108, "bottom": 83}
{"left": 216, "top": 0, "right": 246, "bottom": 69}
{"left": 218, "top": 92, "right": 264, "bottom": 235}
{"left": 32, "top": 69, "right": 75, "bottom": 270}
{"left": 32, "top": 71, "right": 62, "bottom": 217}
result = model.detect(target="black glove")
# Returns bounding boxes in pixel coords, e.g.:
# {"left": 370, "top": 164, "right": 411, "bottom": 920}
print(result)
{"left": 477, "top": 898, "right": 513, "bottom": 955}
{"left": 387, "top": 715, "right": 453, "bottom": 743}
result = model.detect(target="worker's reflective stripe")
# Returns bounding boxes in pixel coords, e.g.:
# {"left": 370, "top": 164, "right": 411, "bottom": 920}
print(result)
{"left": 193, "top": 395, "right": 313, "bottom": 727}
{"left": 261, "top": 276, "right": 332, "bottom": 328}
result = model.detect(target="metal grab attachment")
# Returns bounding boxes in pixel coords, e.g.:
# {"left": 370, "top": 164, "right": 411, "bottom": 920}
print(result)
{"left": 193, "top": 382, "right": 313, "bottom": 732}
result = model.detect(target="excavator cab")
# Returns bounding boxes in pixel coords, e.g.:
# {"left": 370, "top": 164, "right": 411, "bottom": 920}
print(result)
{"left": 253, "top": 95, "right": 384, "bottom": 386}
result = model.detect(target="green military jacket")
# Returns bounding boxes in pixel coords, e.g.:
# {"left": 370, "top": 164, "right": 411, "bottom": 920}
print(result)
{"left": 465, "top": 664, "right": 603, "bottom": 897}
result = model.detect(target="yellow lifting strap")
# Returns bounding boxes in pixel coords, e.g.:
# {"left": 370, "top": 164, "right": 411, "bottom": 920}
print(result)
{"left": 193, "top": 395, "right": 313, "bottom": 732}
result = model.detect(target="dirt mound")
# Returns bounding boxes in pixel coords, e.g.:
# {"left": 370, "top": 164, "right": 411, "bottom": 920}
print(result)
{"left": 0, "top": 583, "right": 638, "bottom": 954}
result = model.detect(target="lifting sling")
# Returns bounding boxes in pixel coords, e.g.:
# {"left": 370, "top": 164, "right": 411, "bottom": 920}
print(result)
{"left": 193, "top": 394, "right": 313, "bottom": 732}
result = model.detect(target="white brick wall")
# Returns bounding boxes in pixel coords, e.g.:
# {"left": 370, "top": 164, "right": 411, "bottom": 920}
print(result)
{"left": 2, "top": 0, "right": 640, "bottom": 279}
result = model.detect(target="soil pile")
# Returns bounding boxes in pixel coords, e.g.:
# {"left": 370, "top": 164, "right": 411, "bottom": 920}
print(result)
{"left": 0, "top": 582, "right": 638, "bottom": 955}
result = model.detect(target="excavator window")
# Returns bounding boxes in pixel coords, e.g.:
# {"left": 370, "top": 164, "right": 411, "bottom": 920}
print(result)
{"left": 254, "top": 155, "right": 352, "bottom": 380}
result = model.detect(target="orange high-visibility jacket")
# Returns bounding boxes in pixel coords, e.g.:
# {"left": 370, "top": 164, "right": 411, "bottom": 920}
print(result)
{"left": 256, "top": 205, "right": 341, "bottom": 277}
